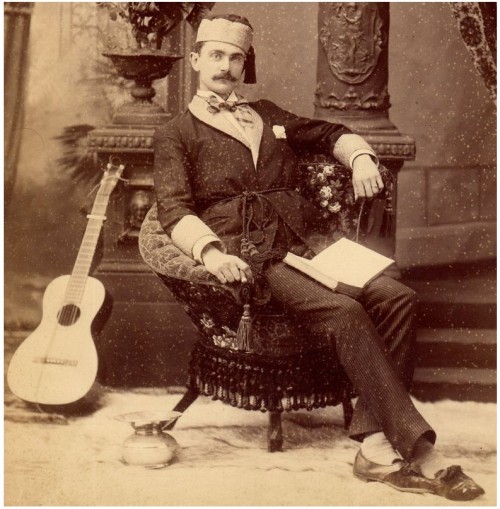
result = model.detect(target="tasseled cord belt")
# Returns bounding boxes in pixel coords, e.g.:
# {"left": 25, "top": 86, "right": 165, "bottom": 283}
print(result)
{"left": 212, "top": 188, "right": 292, "bottom": 353}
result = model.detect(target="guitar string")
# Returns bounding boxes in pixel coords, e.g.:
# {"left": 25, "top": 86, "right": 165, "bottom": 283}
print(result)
{"left": 60, "top": 176, "right": 114, "bottom": 326}
{"left": 62, "top": 174, "right": 123, "bottom": 325}
{"left": 47, "top": 176, "right": 121, "bottom": 345}
{"left": 33, "top": 222, "right": 104, "bottom": 402}
{"left": 33, "top": 172, "right": 122, "bottom": 406}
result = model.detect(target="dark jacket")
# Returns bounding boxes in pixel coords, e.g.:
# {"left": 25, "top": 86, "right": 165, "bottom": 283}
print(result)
{"left": 153, "top": 98, "right": 351, "bottom": 258}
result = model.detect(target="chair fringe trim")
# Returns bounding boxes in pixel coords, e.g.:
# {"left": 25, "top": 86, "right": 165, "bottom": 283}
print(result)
{"left": 187, "top": 341, "right": 355, "bottom": 413}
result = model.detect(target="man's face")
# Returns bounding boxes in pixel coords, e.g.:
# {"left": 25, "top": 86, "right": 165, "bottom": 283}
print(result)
{"left": 190, "top": 41, "right": 246, "bottom": 98}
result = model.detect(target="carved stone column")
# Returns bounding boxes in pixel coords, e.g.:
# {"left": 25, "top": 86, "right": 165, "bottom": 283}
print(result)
{"left": 315, "top": 2, "right": 415, "bottom": 261}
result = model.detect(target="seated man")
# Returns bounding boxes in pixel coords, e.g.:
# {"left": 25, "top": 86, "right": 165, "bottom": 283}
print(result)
{"left": 149, "top": 13, "right": 484, "bottom": 501}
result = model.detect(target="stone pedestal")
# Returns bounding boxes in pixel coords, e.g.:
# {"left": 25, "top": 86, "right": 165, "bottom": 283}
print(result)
{"left": 87, "top": 95, "right": 196, "bottom": 388}
{"left": 315, "top": 3, "right": 415, "bottom": 263}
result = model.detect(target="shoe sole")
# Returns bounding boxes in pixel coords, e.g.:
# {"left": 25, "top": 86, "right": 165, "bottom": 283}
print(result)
{"left": 435, "top": 488, "right": 485, "bottom": 502}
{"left": 354, "top": 472, "right": 433, "bottom": 494}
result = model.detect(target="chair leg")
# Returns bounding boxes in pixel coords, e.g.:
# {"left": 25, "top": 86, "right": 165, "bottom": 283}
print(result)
{"left": 342, "top": 398, "right": 354, "bottom": 430}
{"left": 267, "top": 412, "right": 283, "bottom": 452}
{"left": 163, "top": 388, "right": 199, "bottom": 430}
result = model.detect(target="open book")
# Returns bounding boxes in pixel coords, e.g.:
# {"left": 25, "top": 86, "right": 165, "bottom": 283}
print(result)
{"left": 283, "top": 238, "right": 394, "bottom": 299}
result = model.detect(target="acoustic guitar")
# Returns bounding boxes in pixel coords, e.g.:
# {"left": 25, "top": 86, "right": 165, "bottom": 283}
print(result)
{"left": 7, "top": 162, "right": 124, "bottom": 407}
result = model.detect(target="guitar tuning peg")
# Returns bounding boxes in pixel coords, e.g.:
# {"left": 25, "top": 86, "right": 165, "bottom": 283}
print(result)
{"left": 106, "top": 163, "right": 112, "bottom": 170}
{"left": 119, "top": 165, "right": 125, "bottom": 170}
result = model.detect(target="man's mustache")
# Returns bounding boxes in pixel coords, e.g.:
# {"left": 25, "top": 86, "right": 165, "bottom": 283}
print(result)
{"left": 213, "top": 73, "right": 238, "bottom": 82}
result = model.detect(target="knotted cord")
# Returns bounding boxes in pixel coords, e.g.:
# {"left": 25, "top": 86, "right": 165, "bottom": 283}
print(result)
{"left": 214, "top": 188, "right": 291, "bottom": 279}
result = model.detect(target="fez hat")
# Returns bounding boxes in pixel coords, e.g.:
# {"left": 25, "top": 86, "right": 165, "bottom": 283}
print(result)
{"left": 195, "top": 14, "right": 256, "bottom": 84}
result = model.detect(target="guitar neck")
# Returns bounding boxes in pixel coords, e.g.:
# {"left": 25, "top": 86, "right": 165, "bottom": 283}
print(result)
{"left": 64, "top": 188, "right": 112, "bottom": 304}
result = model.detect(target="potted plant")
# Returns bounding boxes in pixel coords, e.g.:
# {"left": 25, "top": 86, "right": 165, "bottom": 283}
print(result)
{"left": 97, "top": 2, "right": 214, "bottom": 123}
{"left": 98, "top": 2, "right": 214, "bottom": 50}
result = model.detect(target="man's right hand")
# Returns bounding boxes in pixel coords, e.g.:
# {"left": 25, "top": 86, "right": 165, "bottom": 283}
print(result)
{"left": 201, "top": 244, "right": 253, "bottom": 285}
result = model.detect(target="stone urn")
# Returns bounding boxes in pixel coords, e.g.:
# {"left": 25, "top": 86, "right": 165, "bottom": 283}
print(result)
{"left": 103, "top": 49, "right": 182, "bottom": 125}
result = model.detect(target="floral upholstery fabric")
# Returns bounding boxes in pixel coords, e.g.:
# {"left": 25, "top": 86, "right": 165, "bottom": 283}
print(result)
{"left": 140, "top": 203, "right": 308, "bottom": 356}
{"left": 140, "top": 204, "right": 219, "bottom": 285}
{"left": 140, "top": 206, "right": 356, "bottom": 411}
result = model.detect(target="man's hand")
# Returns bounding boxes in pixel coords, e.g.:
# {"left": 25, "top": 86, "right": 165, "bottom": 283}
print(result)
{"left": 352, "top": 154, "right": 384, "bottom": 200}
{"left": 201, "top": 244, "right": 253, "bottom": 285}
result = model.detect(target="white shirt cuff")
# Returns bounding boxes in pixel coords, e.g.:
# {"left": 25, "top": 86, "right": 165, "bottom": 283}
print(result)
{"left": 350, "top": 149, "right": 379, "bottom": 169}
{"left": 333, "top": 133, "right": 378, "bottom": 170}
{"left": 171, "top": 214, "right": 225, "bottom": 259}
{"left": 192, "top": 235, "right": 226, "bottom": 263}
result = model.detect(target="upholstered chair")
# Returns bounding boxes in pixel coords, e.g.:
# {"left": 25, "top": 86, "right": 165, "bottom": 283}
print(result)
{"left": 138, "top": 161, "right": 394, "bottom": 452}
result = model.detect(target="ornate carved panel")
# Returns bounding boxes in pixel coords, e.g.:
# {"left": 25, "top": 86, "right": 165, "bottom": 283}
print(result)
{"left": 319, "top": 2, "right": 385, "bottom": 85}
{"left": 315, "top": 84, "right": 391, "bottom": 111}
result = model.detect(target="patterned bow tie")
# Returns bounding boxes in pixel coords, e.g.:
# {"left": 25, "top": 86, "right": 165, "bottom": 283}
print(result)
{"left": 204, "top": 95, "right": 254, "bottom": 126}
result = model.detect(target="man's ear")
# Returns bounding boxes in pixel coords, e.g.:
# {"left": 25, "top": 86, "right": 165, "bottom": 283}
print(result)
{"left": 189, "top": 52, "right": 200, "bottom": 72}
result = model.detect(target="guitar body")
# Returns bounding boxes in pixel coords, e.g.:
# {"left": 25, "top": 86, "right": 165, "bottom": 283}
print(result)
{"left": 7, "top": 275, "right": 105, "bottom": 406}
{"left": 8, "top": 162, "right": 123, "bottom": 409}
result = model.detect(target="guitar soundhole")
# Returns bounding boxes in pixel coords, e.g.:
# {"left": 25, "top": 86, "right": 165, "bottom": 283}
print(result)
{"left": 57, "top": 304, "right": 81, "bottom": 326}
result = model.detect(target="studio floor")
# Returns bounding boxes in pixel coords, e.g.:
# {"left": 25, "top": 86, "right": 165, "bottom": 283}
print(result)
{"left": 4, "top": 388, "right": 497, "bottom": 506}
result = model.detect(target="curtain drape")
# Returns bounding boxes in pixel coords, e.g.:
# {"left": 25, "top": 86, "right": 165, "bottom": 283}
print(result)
{"left": 449, "top": 2, "right": 497, "bottom": 104}
{"left": 4, "top": 2, "right": 34, "bottom": 209}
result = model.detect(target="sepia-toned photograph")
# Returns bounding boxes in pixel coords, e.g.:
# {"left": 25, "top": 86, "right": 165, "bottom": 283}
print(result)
{"left": 4, "top": 1, "right": 496, "bottom": 506}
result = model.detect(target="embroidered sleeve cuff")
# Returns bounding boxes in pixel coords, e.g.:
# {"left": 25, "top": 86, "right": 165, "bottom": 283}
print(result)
{"left": 333, "top": 134, "right": 378, "bottom": 170}
{"left": 171, "top": 215, "right": 225, "bottom": 260}
{"left": 192, "top": 235, "right": 226, "bottom": 263}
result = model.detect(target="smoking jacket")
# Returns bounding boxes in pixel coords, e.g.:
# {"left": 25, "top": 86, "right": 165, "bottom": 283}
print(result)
{"left": 153, "top": 95, "right": 371, "bottom": 262}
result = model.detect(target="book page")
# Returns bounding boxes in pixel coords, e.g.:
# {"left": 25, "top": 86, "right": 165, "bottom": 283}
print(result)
{"left": 283, "top": 252, "right": 339, "bottom": 290}
{"left": 310, "top": 238, "right": 394, "bottom": 288}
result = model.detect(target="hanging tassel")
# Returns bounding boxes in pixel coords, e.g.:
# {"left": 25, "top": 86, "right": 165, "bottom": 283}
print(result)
{"left": 240, "top": 237, "right": 259, "bottom": 258}
{"left": 380, "top": 197, "right": 395, "bottom": 238}
{"left": 235, "top": 282, "right": 254, "bottom": 352}
{"left": 243, "top": 46, "right": 257, "bottom": 84}
{"left": 236, "top": 303, "right": 254, "bottom": 352}
{"left": 379, "top": 170, "right": 395, "bottom": 238}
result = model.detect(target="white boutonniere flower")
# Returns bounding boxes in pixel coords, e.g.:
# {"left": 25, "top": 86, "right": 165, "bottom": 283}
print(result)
{"left": 272, "top": 125, "right": 287, "bottom": 139}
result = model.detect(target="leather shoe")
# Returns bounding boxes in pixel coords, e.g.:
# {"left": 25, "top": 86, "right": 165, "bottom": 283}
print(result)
{"left": 353, "top": 451, "right": 435, "bottom": 494}
{"left": 431, "top": 465, "right": 485, "bottom": 501}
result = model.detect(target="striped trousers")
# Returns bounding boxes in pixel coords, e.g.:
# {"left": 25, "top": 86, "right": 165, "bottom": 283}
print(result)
{"left": 265, "top": 262, "right": 436, "bottom": 462}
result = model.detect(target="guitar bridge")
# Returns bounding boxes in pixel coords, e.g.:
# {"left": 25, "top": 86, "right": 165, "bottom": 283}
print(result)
{"left": 34, "top": 357, "right": 78, "bottom": 367}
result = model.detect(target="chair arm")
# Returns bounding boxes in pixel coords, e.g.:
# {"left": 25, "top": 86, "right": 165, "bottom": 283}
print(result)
{"left": 138, "top": 203, "right": 214, "bottom": 282}
{"left": 139, "top": 203, "right": 245, "bottom": 305}
{"left": 296, "top": 157, "right": 394, "bottom": 239}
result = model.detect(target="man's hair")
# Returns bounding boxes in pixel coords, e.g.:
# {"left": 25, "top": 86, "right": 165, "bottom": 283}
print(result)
{"left": 193, "top": 41, "right": 205, "bottom": 54}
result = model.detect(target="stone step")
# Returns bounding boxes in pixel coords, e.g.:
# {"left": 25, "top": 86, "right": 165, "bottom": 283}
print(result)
{"left": 415, "top": 328, "right": 496, "bottom": 369}
{"left": 416, "top": 301, "right": 496, "bottom": 329}
{"left": 402, "top": 261, "right": 496, "bottom": 329}
{"left": 411, "top": 367, "right": 496, "bottom": 403}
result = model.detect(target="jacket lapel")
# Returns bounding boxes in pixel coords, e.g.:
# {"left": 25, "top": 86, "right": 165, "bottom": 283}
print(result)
{"left": 246, "top": 108, "right": 263, "bottom": 167}
{"left": 188, "top": 95, "right": 251, "bottom": 150}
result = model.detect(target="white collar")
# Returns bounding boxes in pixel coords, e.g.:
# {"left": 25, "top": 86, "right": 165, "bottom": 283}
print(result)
{"left": 196, "top": 89, "right": 240, "bottom": 103}
{"left": 189, "top": 92, "right": 263, "bottom": 168}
